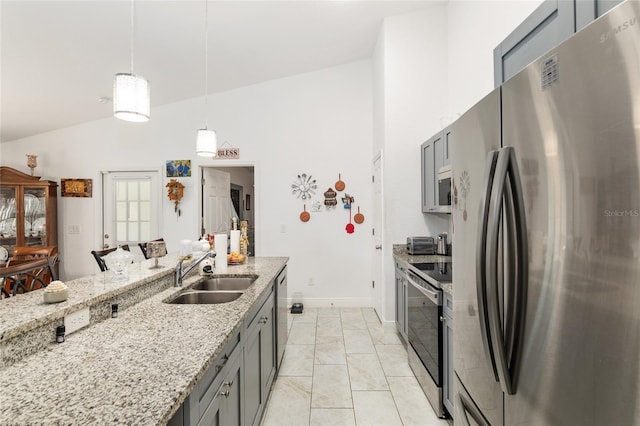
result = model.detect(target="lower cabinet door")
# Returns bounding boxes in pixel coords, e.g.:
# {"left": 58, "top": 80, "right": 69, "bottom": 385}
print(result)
{"left": 199, "top": 349, "right": 242, "bottom": 426}
{"left": 260, "top": 300, "right": 276, "bottom": 398}
{"left": 244, "top": 323, "right": 261, "bottom": 426}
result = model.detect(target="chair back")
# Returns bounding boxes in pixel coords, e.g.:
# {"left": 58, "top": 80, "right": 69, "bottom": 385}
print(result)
{"left": 139, "top": 238, "right": 165, "bottom": 259}
{"left": 6, "top": 246, "right": 58, "bottom": 293}
{"left": 91, "top": 245, "right": 130, "bottom": 272}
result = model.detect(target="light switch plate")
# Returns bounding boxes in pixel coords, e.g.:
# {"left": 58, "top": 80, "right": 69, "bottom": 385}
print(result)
{"left": 65, "top": 307, "right": 90, "bottom": 335}
{"left": 67, "top": 224, "right": 81, "bottom": 235}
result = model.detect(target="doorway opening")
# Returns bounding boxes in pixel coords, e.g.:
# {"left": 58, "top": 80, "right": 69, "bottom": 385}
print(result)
{"left": 201, "top": 166, "right": 255, "bottom": 256}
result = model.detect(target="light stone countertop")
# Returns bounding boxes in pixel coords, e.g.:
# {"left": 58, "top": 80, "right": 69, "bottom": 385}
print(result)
{"left": 392, "top": 244, "right": 453, "bottom": 296}
{"left": 0, "top": 256, "right": 288, "bottom": 425}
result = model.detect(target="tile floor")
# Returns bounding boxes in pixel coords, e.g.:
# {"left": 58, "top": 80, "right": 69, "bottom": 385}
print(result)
{"left": 261, "top": 307, "right": 451, "bottom": 426}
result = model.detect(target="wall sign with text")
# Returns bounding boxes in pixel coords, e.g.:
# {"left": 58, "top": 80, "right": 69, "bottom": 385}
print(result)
{"left": 217, "top": 148, "right": 240, "bottom": 159}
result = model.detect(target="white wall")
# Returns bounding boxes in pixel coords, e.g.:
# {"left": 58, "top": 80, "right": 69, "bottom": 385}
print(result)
{"left": 447, "top": 0, "right": 544, "bottom": 115}
{"left": 376, "top": 4, "right": 451, "bottom": 322}
{"left": 1, "top": 60, "right": 374, "bottom": 308}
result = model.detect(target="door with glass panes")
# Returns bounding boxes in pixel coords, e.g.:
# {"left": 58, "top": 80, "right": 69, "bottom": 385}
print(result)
{"left": 102, "top": 171, "right": 161, "bottom": 258}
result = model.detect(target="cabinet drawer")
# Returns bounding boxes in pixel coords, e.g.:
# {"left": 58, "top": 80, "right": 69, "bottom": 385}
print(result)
{"left": 443, "top": 292, "right": 453, "bottom": 318}
{"left": 246, "top": 284, "right": 274, "bottom": 334}
{"left": 198, "top": 329, "right": 241, "bottom": 416}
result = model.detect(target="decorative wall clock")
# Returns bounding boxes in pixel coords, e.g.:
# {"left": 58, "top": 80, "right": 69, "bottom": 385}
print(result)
{"left": 291, "top": 173, "right": 317, "bottom": 200}
{"left": 166, "top": 179, "right": 185, "bottom": 216}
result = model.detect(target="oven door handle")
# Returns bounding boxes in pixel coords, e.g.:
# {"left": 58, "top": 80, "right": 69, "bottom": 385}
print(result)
{"left": 407, "top": 275, "right": 439, "bottom": 305}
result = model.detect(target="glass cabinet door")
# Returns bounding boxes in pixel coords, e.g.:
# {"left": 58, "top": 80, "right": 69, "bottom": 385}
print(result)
{"left": 0, "top": 187, "right": 17, "bottom": 260}
{"left": 24, "top": 187, "right": 47, "bottom": 247}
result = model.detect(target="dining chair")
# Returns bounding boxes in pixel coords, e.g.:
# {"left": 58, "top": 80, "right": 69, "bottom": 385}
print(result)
{"left": 138, "top": 238, "right": 164, "bottom": 260}
{"left": 4, "top": 246, "right": 59, "bottom": 295}
{"left": 3, "top": 246, "right": 59, "bottom": 296}
{"left": 91, "top": 245, "right": 130, "bottom": 272}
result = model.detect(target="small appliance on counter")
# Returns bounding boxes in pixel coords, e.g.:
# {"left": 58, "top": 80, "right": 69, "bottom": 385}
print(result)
{"left": 436, "top": 233, "right": 448, "bottom": 255}
{"left": 406, "top": 237, "right": 435, "bottom": 255}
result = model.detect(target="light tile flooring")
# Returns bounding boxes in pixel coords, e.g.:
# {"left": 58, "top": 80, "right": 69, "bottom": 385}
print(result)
{"left": 261, "top": 307, "right": 451, "bottom": 426}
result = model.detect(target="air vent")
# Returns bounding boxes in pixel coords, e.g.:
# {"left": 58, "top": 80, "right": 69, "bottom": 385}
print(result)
{"left": 541, "top": 54, "right": 559, "bottom": 90}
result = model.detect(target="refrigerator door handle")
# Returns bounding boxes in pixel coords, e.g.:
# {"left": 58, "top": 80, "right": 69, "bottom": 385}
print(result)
{"left": 456, "top": 392, "right": 490, "bottom": 426}
{"left": 476, "top": 150, "right": 499, "bottom": 380}
{"left": 486, "top": 146, "right": 529, "bottom": 395}
{"left": 486, "top": 147, "right": 514, "bottom": 394}
{"left": 505, "top": 146, "right": 529, "bottom": 392}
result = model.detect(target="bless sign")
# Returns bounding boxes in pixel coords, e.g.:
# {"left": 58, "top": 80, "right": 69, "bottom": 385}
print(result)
{"left": 217, "top": 148, "right": 240, "bottom": 159}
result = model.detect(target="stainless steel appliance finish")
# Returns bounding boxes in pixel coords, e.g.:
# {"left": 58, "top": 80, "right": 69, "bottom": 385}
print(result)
{"left": 436, "top": 233, "right": 448, "bottom": 255}
{"left": 275, "top": 266, "right": 288, "bottom": 370}
{"left": 437, "top": 165, "right": 452, "bottom": 208}
{"left": 451, "top": 2, "right": 640, "bottom": 425}
{"left": 407, "top": 236, "right": 436, "bottom": 255}
{"left": 406, "top": 268, "right": 445, "bottom": 418}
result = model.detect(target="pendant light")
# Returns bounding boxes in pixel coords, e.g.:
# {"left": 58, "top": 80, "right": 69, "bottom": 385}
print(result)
{"left": 113, "top": 0, "right": 150, "bottom": 122}
{"left": 196, "top": 0, "right": 217, "bottom": 157}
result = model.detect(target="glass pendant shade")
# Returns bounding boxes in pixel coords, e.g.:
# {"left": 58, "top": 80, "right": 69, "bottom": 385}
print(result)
{"left": 196, "top": 129, "right": 217, "bottom": 157}
{"left": 113, "top": 73, "right": 150, "bottom": 122}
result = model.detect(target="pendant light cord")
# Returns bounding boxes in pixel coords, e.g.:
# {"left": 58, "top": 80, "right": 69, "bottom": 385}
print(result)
{"left": 204, "top": 0, "right": 209, "bottom": 128}
{"left": 130, "top": 0, "right": 135, "bottom": 73}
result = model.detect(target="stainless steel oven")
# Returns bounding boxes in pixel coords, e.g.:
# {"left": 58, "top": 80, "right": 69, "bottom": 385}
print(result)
{"left": 406, "top": 262, "right": 450, "bottom": 419}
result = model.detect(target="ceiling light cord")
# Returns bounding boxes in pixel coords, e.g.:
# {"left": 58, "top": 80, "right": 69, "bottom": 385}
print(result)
{"left": 130, "top": 0, "right": 135, "bottom": 73}
{"left": 204, "top": 0, "right": 209, "bottom": 128}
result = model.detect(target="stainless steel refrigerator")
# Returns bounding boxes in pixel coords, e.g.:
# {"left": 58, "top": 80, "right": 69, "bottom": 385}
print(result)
{"left": 450, "top": 1, "right": 640, "bottom": 425}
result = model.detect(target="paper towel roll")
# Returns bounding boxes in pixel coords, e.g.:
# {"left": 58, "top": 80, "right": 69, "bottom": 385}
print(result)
{"left": 230, "top": 230, "right": 241, "bottom": 254}
{"left": 214, "top": 234, "right": 228, "bottom": 272}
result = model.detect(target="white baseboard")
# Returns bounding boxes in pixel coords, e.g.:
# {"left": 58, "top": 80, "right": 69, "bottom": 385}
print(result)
{"left": 286, "top": 297, "right": 372, "bottom": 308}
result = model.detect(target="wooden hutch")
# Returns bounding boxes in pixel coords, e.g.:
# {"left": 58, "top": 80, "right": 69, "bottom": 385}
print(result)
{"left": 0, "top": 167, "right": 58, "bottom": 261}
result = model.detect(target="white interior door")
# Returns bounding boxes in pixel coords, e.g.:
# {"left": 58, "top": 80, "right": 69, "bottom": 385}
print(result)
{"left": 202, "top": 168, "right": 231, "bottom": 235}
{"left": 102, "top": 170, "right": 161, "bottom": 256}
{"left": 372, "top": 153, "right": 384, "bottom": 319}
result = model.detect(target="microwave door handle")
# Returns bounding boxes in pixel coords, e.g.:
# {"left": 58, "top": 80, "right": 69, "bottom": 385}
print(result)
{"left": 477, "top": 150, "right": 499, "bottom": 381}
{"left": 505, "top": 146, "right": 529, "bottom": 393}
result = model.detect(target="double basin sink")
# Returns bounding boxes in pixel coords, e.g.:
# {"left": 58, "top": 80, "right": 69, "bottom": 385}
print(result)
{"left": 167, "top": 276, "right": 257, "bottom": 305}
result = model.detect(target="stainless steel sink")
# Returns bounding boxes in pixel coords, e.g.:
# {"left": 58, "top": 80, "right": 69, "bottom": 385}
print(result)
{"left": 168, "top": 291, "right": 243, "bottom": 304}
{"left": 192, "top": 276, "right": 256, "bottom": 291}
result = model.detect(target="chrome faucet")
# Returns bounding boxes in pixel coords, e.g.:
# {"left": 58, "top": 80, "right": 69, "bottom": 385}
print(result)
{"left": 175, "top": 250, "right": 216, "bottom": 287}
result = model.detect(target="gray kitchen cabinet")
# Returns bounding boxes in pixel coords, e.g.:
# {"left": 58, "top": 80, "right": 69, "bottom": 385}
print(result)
{"left": 199, "top": 345, "right": 243, "bottom": 426}
{"left": 575, "top": 0, "right": 621, "bottom": 30}
{"left": 494, "top": 0, "right": 622, "bottom": 86}
{"left": 494, "top": 0, "right": 574, "bottom": 86}
{"left": 421, "top": 127, "right": 451, "bottom": 214}
{"left": 244, "top": 287, "right": 276, "bottom": 426}
{"left": 169, "top": 281, "right": 278, "bottom": 426}
{"left": 168, "top": 330, "right": 242, "bottom": 426}
{"left": 442, "top": 292, "right": 454, "bottom": 417}
{"left": 394, "top": 260, "right": 408, "bottom": 343}
{"left": 421, "top": 137, "right": 436, "bottom": 212}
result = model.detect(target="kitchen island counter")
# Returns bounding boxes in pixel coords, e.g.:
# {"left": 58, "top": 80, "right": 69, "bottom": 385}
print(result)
{"left": 0, "top": 256, "right": 288, "bottom": 425}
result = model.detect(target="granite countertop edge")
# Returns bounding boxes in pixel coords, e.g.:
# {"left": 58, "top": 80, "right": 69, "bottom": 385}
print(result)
{"left": 0, "top": 256, "right": 289, "bottom": 425}
{"left": 392, "top": 244, "right": 453, "bottom": 296}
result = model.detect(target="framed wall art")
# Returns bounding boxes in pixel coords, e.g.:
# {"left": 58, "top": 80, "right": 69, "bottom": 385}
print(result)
{"left": 166, "top": 160, "right": 191, "bottom": 177}
{"left": 61, "top": 178, "right": 92, "bottom": 198}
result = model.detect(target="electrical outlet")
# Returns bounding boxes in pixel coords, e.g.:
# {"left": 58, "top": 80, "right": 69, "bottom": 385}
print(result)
{"left": 67, "top": 224, "right": 81, "bottom": 235}
{"left": 65, "top": 307, "right": 90, "bottom": 335}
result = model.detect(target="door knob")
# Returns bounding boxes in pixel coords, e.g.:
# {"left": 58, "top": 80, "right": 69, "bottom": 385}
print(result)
{"left": 104, "top": 234, "right": 109, "bottom": 239}
{"left": 375, "top": 245, "right": 382, "bottom": 250}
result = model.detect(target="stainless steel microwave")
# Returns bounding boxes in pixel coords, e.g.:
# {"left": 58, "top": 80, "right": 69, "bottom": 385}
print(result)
{"left": 437, "top": 165, "right": 452, "bottom": 211}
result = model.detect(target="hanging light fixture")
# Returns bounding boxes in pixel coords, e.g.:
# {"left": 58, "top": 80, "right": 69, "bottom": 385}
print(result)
{"left": 196, "top": 0, "right": 217, "bottom": 157}
{"left": 113, "top": 0, "right": 150, "bottom": 122}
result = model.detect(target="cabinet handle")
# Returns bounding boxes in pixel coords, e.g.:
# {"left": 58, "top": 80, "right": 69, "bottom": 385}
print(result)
{"left": 440, "top": 316, "right": 445, "bottom": 322}
{"left": 219, "top": 389, "right": 230, "bottom": 397}
{"left": 215, "top": 354, "right": 229, "bottom": 371}
{"left": 224, "top": 380, "right": 234, "bottom": 387}
{"left": 259, "top": 316, "right": 269, "bottom": 324}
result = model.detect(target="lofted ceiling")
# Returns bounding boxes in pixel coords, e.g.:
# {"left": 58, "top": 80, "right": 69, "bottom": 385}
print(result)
{"left": 1, "top": 0, "right": 440, "bottom": 143}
